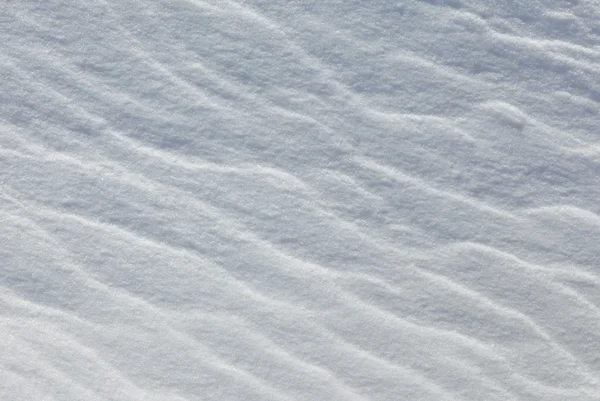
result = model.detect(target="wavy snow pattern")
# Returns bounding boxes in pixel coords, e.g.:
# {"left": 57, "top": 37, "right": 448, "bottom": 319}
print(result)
{"left": 2, "top": 0, "right": 600, "bottom": 400}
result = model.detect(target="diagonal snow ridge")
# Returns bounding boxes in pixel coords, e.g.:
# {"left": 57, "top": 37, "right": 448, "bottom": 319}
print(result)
{"left": 2, "top": 0, "right": 600, "bottom": 400}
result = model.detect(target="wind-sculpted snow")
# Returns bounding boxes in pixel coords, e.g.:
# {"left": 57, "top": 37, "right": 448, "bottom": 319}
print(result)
{"left": 2, "top": 0, "right": 600, "bottom": 400}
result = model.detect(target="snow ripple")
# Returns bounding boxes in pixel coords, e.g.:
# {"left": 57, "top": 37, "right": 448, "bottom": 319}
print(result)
{"left": 2, "top": 0, "right": 600, "bottom": 400}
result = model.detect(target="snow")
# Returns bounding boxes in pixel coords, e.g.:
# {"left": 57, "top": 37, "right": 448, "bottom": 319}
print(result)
{"left": 2, "top": 0, "right": 600, "bottom": 400}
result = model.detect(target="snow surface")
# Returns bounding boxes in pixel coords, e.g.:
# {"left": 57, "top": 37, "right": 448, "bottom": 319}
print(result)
{"left": 2, "top": 0, "right": 600, "bottom": 400}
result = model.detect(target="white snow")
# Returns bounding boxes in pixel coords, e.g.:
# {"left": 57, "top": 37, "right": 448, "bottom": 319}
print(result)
{"left": 2, "top": 0, "right": 600, "bottom": 400}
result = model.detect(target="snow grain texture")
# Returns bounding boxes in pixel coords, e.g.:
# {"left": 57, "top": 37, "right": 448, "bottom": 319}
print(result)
{"left": 1, "top": 0, "right": 600, "bottom": 400}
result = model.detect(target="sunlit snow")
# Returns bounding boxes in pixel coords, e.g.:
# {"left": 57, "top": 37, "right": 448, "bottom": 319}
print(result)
{"left": 2, "top": 1, "right": 600, "bottom": 400}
